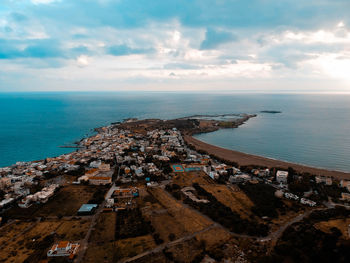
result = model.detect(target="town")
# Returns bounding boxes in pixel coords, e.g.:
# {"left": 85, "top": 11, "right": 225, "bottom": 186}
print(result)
{"left": 0, "top": 117, "right": 350, "bottom": 262}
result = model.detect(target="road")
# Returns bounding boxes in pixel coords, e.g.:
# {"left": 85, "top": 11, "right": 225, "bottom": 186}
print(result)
{"left": 74, "top": 182, "right": 115, "bottom": 263}
{"left": 120, "top": 223, "right": 218, "bottom": 263}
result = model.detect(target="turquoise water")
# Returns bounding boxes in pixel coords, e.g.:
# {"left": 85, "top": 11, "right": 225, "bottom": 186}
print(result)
{"left": 1, "top": 92, "right": 350, "bottom": 172}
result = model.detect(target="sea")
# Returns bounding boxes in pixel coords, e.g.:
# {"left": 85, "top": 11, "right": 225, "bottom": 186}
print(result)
{"left": 1, "top": 92, "right": 350, "bottom": 172}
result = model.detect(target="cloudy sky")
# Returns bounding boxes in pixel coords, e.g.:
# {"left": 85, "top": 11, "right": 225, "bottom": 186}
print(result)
{"left": 1, "top": 0, "right": 350, "bottom": 92}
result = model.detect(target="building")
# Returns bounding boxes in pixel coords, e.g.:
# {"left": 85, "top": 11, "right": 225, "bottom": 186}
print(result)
{"left": 315, "top": 176, "right": 332, "bottom": 185}
{"left": 77, "top": 204, "right": 98, "bottom": 215}
{"left": 112, "top": 188, "right": 139, "bottom": 198}
{"left": 340, "top": 180, "right": 350, "bottom": 191}
{"left": 99, "top": 163, "right": 111, "bottom": 172}
{"left": 47, "top": 241, "right": 80, "bottom": 259}
{"left": 89, "top": 176, "right": 112, "bottom": 185}
{"left": 341, "top": 192, "right": 350, "bottom": 201}
{"left": 276, "top": 170, "right": 288, "bottom": 184}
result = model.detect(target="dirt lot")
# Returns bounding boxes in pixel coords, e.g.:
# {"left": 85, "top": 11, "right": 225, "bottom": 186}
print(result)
{"left": 35, "top": 185, "right": 99, "bottom": 217}
{"left": 172, "top": 171, "right": 214, "bottom": 188}
{"left": 201, "top": 184, "right": 253, "bottom": 219}
{"left": 83, "top": 241, "right": 115, "bottom": 263}
{"left": 114, "top": 235, "right": 156, "bottom": 261}
{"left": 89, "top": 212, "right": 116, "bottom": 243}
{"left": 194, "top": 226, "right": 231, "bottom": 248}
{"left": 84, "top": 235, "right": 156, "bottom": 263}
{"left": 0, "top": 218, "right": 90, "bottom": 263}
{"left": 148, "top": 187, "right": 212, "bottom": 234}
{"left": 3, "top": 185, "right": 102, "bottom": 219}
{"left": 315, "top": 218, "right": 350, "bottom": 239}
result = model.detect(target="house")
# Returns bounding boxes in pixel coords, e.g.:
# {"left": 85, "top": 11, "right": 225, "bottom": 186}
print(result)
{"left": 77, "top": 204, "right": 98, "bottom": 215}
{"left": 112, "top": 188, "right": 138, "bottom": 198}
{"left": 89, "top": 176, "right": 112, "bottom": 185}
{"left": 341, "top": 192, "right": 350, "bottom": 201}
{"left": 315, "top": 176, "right": 332, "bottom": 185}
{"left": 300, "top": 198, "right": 316, "bottom": 207}
{"left": 99, "top": 163, "right": 111, "bottom": 172}
{"left": 47, "top": 241, "right": 80, "bottom": 259}
{"left": 276, "top": 170, "right": 288, "bottom": 184}
{"left": 340, "top": 180, "right": 350, "bottom": 191}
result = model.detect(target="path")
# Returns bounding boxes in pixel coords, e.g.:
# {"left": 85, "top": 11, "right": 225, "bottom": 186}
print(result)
{"left": 74, "top": 181, "right": 115, "bottom": 263}
{"left": 119, "top": 223, "right": 218, "bottom": 263}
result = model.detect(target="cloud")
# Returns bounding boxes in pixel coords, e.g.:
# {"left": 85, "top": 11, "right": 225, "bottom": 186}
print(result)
{"left": 31, "top": 0, "right": 60, "bottom": 5}
{"left": 1, "top": 0, "right": 350, "bottom": 91}
{"left": 0, "top": 39, "right": 63, "bottom": 59}
{"left": 200, "top": 28, "right": 237, "bottom": 49}
{"left": 163, "top": 63, "right": 200, "bottom": 70}
{"left": 107, "top": 44, "right": 154, "bottom": 56}
{"left": 76, "top": 55, "right": 90, "bottom": 67}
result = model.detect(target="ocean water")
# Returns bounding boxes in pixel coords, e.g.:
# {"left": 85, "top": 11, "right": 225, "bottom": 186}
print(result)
{"left": 1, "top": 92, "right": 350, "bottom": 172}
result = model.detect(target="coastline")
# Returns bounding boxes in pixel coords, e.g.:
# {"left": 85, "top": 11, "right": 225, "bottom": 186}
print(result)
{"left": 184, "top": 135, "right": 350, "bottom": 180}
{"left": 2, "top": 112, "right": 350, "bottom": 181}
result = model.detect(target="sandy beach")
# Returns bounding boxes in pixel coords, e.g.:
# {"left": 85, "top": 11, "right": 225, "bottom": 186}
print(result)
{"left": 185, "top": 135, "right": 350, "bottom": 180}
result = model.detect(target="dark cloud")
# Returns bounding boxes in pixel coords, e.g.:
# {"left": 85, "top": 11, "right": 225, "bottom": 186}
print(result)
{"left": 107, "top": 44, "right": 154, "bottom": 56}
{"left": 200, "top": 28, "right": 238, "bottom": 49}
{"left": 27, "top": 0, "right": 350, "bottom": 30}
{"left": 0, "top": 39, "right": 64, "bottom": 59}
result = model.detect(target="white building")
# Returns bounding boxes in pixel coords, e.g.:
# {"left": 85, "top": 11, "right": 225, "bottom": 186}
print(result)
{"left": 47, "top": 241, "right": 80, "bottom": 258}
{"left": 276, "top": 170, "right": 288, "bottom": 184}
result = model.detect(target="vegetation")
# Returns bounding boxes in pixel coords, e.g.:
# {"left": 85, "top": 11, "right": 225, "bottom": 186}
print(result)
{"left": 239, "top": 183, "right": 284, "bottom": 218}
{"left": 264, "top": 222, "right": 350, "bottom": 263}
{"left": 185, "top": 183, "right": 269, "bottom": 237}
{"left": 115, "top": 208, "right": 153, "bottom": 240}
{"left": 87, "top": 186, "right": 108, "bottom": 204}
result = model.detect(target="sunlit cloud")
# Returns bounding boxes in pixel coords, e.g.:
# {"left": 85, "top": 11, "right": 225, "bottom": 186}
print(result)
{"left": 1, "top": 0, "right": 350, "bottom": 91}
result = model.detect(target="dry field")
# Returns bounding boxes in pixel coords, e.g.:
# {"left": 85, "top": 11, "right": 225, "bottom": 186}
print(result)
{"left": 89, "top": 212, "right": 116, "bottom": 243}
{"left": 114, "top": 235, "right": 156, "bottom": 261}
{"left": 148, "top": 187, "right": 212, "bottom": 233}
{"left": 201, "top": 184, "right": 253, "bottom": 219}
{"left": 194, "top": 226, "right": 231, "bottom": 248}
{"left": 172, "top": 171, "right": 214, "bottom": 188}
{"left": 315, "top": 218, "right": 350, "bottom": 239}
{"left": 83, "top": 241, "right": 115, "bottom": 263}
{"left": 0, "top": 218, "right": 90, "bottom": 263}
{"left": 85, "top": 234, "right": 157, "bottom": 263}
{"left": 35, "top": 185, "right": 98, "bottom": 217}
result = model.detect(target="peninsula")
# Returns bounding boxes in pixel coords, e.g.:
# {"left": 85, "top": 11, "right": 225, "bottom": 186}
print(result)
{"left": 0, "top": 114, "right": 349, "bottom": 263}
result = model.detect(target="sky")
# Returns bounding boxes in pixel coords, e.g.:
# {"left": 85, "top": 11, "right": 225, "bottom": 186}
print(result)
{"left": 0, "top": 0, "right": 350, "bottom": 92}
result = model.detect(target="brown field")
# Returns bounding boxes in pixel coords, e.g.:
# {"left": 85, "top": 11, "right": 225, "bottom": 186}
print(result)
{"left": 0, "top": 218, "right": 90, "bottom": 263}
{"left": 53, "top": 218, "right": 90, "bottom": 240}
{"left": 185, "top": 135, "right": 350, "bottom": 180}
{"left": 201, "top": 184, "right": 253, "bottom": 219}
{"left": 83, "top": 241, "right": 115, "bottom": 263}
{"left": 166, "top": 238, "right": 204, "bottom": 263}
{"left": 3, "top": 185, "right": 100, "bottom": 220}
{"left": 114, "top": 235, "right": 156, "bottom": 261}
{"left": 315, "top": 218, "right": 350, "bottom": 239}
{"left": 148, "top": 187, "right": 212, "bottom": 233}
{"left": 149, "top": 212, "right": 188, "bottom": 242}
{"left": 35, "top": 185, "right": 98, "bottom": 217}
{"left": 194, "top": 226, "right": 231, "bottom": 248}
{"left": 90, "top": 212, "right": 116, "bottom": 243}
{"left": 0, "top": 220, "right": 33, "bottom": 247}
{"left": 172, "top": 171, "right": 214, "bottom": 187}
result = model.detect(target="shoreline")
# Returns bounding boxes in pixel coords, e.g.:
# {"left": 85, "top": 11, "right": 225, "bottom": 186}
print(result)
{"left": 2, "top": 112, "right": 350, "bottom": 181}
{"left": 184, "top": 135, "right": 350, "bottom": 180}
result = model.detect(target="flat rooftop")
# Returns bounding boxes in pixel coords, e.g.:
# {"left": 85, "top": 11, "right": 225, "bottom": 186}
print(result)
{"left": 78, "top": 204, "right": 98, "bottom": 213}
